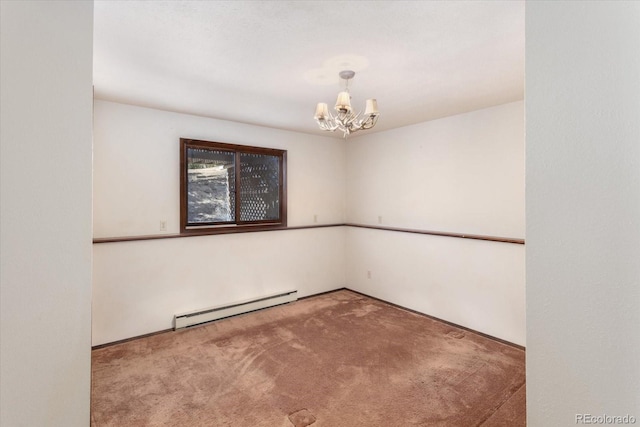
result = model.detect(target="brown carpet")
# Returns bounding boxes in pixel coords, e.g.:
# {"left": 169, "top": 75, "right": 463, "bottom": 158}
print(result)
{"left": 91, "top": 290, "right": 525, "bottom": 426}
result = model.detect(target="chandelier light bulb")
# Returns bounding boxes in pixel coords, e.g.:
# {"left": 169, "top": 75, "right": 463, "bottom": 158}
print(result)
{"left": 335, "top": 92, "right": 352, "bottom": 113}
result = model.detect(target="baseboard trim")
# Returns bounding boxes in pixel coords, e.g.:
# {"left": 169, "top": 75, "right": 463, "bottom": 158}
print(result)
{"left": 343, "top": 288, "right": 526, "bottom": 351}
{"left": 91, "top": 287, "right": 524, "bottom": 352}
{"left": 92, "top": 328, "right": 174, "bottom": 350}
{"left": 297, "top": 287, "right": 346, "bottom": 301}
{"left": 91, "top": 288, "right": 345, "bottom": 350}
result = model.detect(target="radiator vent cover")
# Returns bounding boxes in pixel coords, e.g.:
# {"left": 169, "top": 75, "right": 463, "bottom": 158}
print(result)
{"left": 174, "top": 290, "right": 297, "bottom": 329}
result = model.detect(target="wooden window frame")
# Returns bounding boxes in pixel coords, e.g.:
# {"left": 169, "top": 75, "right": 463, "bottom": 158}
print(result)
{"left": 180, "top": 138, "right": 287, "bottom": 235}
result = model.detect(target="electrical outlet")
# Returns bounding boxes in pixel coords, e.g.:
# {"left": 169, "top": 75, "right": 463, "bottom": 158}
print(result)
{"left": 378, "top": 215, "right": 382, "bottom": 224}
{"left": 160, "top": 220, "right": 167, "bottom": 231}
{"left": 367, "top": 270, "right": 371, "bottom": 279}
{"left": 314, "top": 214, "right": 318, "bottom": 223}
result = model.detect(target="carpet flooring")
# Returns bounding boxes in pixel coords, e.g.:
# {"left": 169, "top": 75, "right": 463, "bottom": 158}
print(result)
{"left": 91, "top": 290, "right": 525, "bottom": 426}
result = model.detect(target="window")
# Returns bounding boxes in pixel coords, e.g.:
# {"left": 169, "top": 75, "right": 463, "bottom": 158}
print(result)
{"left": 180, "top": 138, "right": 287, "bottom": 234}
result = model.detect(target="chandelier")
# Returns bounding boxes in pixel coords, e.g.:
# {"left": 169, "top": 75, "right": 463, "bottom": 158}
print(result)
{"left": 314, "top": 70, "right": 379, "bottom": 138}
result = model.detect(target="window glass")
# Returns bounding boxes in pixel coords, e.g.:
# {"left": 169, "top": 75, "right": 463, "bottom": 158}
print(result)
{"left": 180, "top": 139, "right": 287, "bottom": 234}
{"left": 239, "top": 153, "right": 280, "bottom": 222}
{"left": 186, "top": 148, "right": 235, "bottom": 224}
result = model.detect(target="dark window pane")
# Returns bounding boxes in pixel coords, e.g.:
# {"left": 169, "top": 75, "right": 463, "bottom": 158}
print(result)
{"left": 186, "top": 148, "right": 235, "bottom": 223}
{"left": 239, "top": 153, "right": 280, "bottom": 221}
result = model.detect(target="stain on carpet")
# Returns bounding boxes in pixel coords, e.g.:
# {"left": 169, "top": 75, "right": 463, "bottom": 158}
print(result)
{"left": 447, "top": 330, "right": 466, "bottom": 339}
{"left": 288, "top": 408, "right": 316, "bottom": 426}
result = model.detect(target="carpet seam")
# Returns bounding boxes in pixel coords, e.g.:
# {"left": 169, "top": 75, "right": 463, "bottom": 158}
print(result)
{"left": 476, "top": 379, "right": 527, "bottom": 427}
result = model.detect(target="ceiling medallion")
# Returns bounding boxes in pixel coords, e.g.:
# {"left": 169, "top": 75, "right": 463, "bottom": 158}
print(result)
{"left": 314, "top": 70, "right": 379, "bottom": 138}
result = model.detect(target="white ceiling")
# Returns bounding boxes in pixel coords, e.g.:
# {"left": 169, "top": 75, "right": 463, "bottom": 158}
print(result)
{"left": 93, "top": 1, "right": 524, "bottom": 139}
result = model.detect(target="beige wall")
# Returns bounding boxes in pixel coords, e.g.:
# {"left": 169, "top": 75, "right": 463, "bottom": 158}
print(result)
{"left": 526, "top": 2, "right": 640, "bottom": 424}
{"left": 346, "top": 101, "right": 526, "bottom": 345}
{"left": 0, "top": 1, "right": 94, "bottom": 425}
{"left": 347, "top": 102, "right": 525, "bottom": 238}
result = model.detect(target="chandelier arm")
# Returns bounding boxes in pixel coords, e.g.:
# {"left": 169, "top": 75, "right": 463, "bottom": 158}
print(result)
{"left": 328, "top": 112, "right": 342, "bottom": 131}
{"left": 344, "top": 111, "right": 361, "bottom": 131}
{"left": 318, "top": 121, "right": 339, "bottom": 132}
{"left": 354, "top": 113, "right": 380, "bottom": 130}
{"left": 354, "top": 114, "right": 374, "bottom": 131}
{"left": 364, "top": 114, "right": 379, "bottom": 129}
{"left": 320, "top": 112, "right": 341, "bottom": 131}
{"left": 363, "top": 116, "right": 378, "bottom": 129}
{"left": 315, "top": 118, "right": 332, "bottom": 131}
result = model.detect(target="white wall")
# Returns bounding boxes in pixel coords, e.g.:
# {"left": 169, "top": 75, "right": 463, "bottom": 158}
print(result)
{"left": 92, "top": 101, "right": 526, "bottom": 347}
{"left": 92, "top": 101, "right": 347, "bottom": 345}
{"left": 0, "top": 2, "right": 93, "bottom": 426}
{"left": 93, "top": 228, "right": 345, "bottom": 345}
{"left": 347, "top": 101, "right": 524, "bottom": 237}
{"left": 347, "top": 228, "right": 525, "bottom": 345}
{"left": 346, "top": 101, "right": 525, "bottom": 345}
{"left": 526, "top": 2, "right": 640, "bottom": 425}
{"left": 93, "top": 100, "right": 346, "bottom": 237}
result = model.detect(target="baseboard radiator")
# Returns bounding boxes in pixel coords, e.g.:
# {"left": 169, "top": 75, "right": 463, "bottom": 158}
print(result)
{"left": 174, "top": 290, "right": 298, "bottom": 329}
